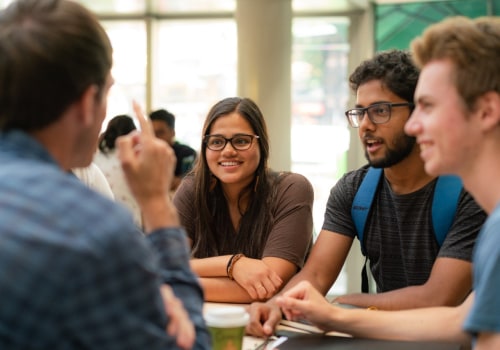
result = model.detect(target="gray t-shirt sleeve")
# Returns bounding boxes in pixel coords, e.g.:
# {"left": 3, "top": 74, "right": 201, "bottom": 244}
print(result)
{"left": 322, "top": 167, "right": 366, "bottom": 238}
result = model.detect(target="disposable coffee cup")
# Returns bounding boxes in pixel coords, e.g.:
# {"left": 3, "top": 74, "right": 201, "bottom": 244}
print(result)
{"left": 204, "top": 306, "right": 249, "bottom": 350}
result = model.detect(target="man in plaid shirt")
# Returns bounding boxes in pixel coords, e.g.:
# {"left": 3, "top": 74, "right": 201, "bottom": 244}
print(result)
{"left": 0, "top": 0, "right": 209, "bottom": 349}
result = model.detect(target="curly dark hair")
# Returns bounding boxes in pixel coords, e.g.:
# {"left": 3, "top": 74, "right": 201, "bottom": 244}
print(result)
{"left": 349, "top": 50, "right": 419, "bottom": 103}
{"left": 98, "top": 115, "right": 136, "bottom": 154}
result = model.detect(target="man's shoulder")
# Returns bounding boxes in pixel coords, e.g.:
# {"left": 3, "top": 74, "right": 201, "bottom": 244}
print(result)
{"left": 335, "top": 165, "right": 371, "bottom": 192}
{"left": 325, "top": 165, "right": 373, "bottom": 212}
{"left": 1, "top": 160, "right": 132, "bottom": 236}
{"left": 1, "top": 174, "right": 136, "bottom": 260}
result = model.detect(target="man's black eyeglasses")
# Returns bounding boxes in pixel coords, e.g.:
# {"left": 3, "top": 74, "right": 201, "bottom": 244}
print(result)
{"left": 204, "top": 134, "right": 259, "bottom": 151}
{"left": 345, "top": 102, "right": 414, "bottom": 128}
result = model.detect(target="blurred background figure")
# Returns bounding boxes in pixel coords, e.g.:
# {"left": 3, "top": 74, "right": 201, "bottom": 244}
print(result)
{"left": 72, "top": 162, "right": 114, "bottom": 199}
{"left": 94, "top": 114, "right": 142, "bottom": 227}
{"left": 149, "top": 108, "right": 197, "bottom": 192}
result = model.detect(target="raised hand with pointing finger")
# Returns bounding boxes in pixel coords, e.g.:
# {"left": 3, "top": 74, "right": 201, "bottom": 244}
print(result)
{"left": 117, "top": 101, "right": 179, "bottom": 231}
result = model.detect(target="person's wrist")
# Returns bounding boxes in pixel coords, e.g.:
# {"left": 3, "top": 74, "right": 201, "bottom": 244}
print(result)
{"left": 227, "top": 253, "right": 244, "bottom": 280}
{"left": 141, "top": 196, "right": 180, "bottom": 233}
{"left": 329, "top": 303, "right": 354, "bottom": 334}
{"left": 266, "top": 294, "right": 283, "bottom": 316}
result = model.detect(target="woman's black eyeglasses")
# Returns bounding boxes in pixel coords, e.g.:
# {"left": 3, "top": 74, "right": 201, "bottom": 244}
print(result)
{"left": 204, "top": 134, "right": 259, "bottom": 151}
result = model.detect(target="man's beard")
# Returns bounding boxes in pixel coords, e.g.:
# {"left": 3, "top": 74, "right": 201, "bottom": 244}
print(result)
{"left": 366, "top": 132, "right": 416, "bottom": 168}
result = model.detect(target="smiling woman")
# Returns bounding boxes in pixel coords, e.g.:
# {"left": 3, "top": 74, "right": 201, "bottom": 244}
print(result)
{"left": 173, "top": 97, "right": 315, "bottom": 303}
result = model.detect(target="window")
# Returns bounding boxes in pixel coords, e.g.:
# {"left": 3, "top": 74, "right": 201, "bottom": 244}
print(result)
{"left": 152, "top": 19, "right": 237, "bottom": 149}
{"left": 102, "top": 21, "right": 147, "bottom": 126}
{"left": 291, "top": 17, "right": 350, "bottom": 295}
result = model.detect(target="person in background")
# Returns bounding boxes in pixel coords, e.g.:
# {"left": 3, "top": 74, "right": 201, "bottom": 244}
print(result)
{"left": 149, "top": 108, "right": 197, "bottom": 192}
{"left": 94, "top": 114, "right": 142, "bottom": 227}
{"left": 173, "top": 97, "right": 314, "bottom": 303}
{"left": 246, "top": 49, "right": 485, "bottom": 336}
{"left": 271, "top": 16, "right": 500, "bottom": 350}
{"left": 0, "top": 0, "right": 209, "bottom": 349}
{"left": 72, "top": 162, "right": 114, "bottom": 199}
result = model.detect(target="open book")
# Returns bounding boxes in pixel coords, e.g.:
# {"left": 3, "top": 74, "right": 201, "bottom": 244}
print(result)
{"left": 278, "top": 319, "right": 352, "bottom": 337}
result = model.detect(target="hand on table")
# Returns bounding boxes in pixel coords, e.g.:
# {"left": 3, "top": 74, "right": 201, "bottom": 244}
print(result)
{"left": 275, "top": 280, "right": 336, "bottom": 332}
{"left": 246, "top": 299, "right": 283, "bottom": 338}
{"left": 232, "top": 257, "right": 283, "bottom": 300}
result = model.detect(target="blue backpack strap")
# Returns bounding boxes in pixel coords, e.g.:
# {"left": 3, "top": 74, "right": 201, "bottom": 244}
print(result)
{"left": 432, "top": 175, "right": 463, "bottom": 246}
{"left": 351, "top": 169, "right": 461, "bottom": 294}
{"left": 351, "top": 167, "right": 383, "bottom": 256}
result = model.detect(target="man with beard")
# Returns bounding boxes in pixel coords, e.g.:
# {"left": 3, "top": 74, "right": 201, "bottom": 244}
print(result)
{"left": 246, "top": 49, "right": 485, "bottom": 338}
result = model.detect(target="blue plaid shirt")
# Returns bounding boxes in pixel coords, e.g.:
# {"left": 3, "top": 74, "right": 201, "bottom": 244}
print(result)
{"left": 0, "top": 130, "right": 209, "bottom": 349}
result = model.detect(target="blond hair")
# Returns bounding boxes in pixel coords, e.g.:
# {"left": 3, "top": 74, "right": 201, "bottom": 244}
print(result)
{"left": 411, "top": 16, "right": 500, "bottom": 111}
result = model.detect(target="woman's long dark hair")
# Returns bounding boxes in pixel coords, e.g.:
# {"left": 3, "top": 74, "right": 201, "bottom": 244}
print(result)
{"left": 190, "top": 97, "right": 285, "bottom": 259}
{"left": 98, "top": 114, "right": 136, "bottom": 154}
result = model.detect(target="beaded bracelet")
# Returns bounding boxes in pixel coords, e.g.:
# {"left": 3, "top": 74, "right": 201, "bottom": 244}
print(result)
{"left": 227, "top": 253, "right": 244, "bottom": 280}
{"left": 226, "top": 254, "right": 237, "bottom": 276}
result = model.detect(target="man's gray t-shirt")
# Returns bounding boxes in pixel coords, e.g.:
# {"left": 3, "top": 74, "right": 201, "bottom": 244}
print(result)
{"left": 323, "top": 165, "right": 486, "bottom": 292}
